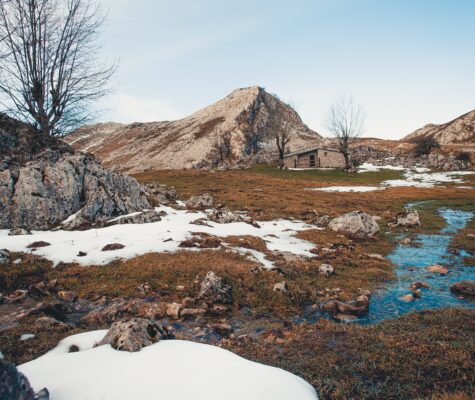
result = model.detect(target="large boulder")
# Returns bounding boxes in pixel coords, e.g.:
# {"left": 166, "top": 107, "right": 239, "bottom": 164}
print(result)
{"left": 97, "top": 318, "right": 173, "bottom": 352}
{"left": 198, "top": 271, "right": 233, "bottom": 304}
{"left": 0, "top": 152, "right": 150, "bottom": 230}
{"left": 328, "top": 211, "right": 380, "bottom": 238}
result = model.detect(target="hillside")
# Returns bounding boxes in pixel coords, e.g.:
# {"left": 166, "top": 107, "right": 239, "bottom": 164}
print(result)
{"left": 66, "top": 87, "right": 322, "bottom": 172}
{"left": 404, "top": 109, "right": 475, "bottom": 145}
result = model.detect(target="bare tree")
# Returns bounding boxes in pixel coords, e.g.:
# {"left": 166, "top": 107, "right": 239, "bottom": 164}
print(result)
{"left": 273, "top": 120, "right": 292, "bottom": 169}
{"left": 324, "top": 96, "right": 366, "bottom": 170}
{"left": 0, "top": 0, "right": 115, "bottom": 136}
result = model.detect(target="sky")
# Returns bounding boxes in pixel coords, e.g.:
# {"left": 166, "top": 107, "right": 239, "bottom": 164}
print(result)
{"left": 98, "top": 0, "right": 475, "bottom": 139}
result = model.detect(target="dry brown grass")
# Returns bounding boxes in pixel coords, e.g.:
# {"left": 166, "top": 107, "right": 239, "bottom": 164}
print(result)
{"left": 223, "top": 308, "right": 475, "bottom": 400}
{"left": 135, "top": 166, "right": 475, "bottom": 223}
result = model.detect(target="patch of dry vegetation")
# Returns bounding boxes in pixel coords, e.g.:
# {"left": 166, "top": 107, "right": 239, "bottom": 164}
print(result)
{"left": 223, "top": 308, "right": 475, "bottom": 400}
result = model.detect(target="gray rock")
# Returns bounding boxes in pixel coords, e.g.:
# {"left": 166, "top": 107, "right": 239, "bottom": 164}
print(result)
{"left": 198, "top": 271, "right": 233, "bottom": 304}
{"left": 186, "top": 193, "right": 214, "bottom": 210}
{"left": 8, "top": 228, "right": 31, "bottom": 236}
{"left": 319, "top": 264, "right": 335, "bottom": 277}
{"left": 328, "top": 211, "right": 380, "bottom": 238}
{"left": 112, "top": 210, "right": 161, "bottom": 225}
{"left": 144, "top": 183, "right": 177, "bottom": 205}
{"left": 0, "top": 359, "right": 46, "bottom": 400}
{"left": 208, "top": 208, "right": 247, "bottom": 224}
{"left": 273, "top": 281, "right": 289, "bottom": 293}
{"left": 0, "top": 249, "right": 9, "bottom": 265}
{"left": 0, "top": 153, "right": 150, "bottom": 230}
{"left": 97, "top": 318, "right": 173, "bottom": 352}
{"left": 393, "top": 209, "right": 421, "bottom": 228}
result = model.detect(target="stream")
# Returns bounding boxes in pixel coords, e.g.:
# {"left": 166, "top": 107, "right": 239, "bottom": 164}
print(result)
{"left": 359, "top": 208, "right": 475, "bottom": 324}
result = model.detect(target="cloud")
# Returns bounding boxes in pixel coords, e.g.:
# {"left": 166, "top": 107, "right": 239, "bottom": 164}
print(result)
{"left": 100, "top": 93, "right": 183, "bottom": 124}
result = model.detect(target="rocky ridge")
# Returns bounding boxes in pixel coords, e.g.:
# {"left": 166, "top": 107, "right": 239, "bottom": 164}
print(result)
{"left": 404, "top": 109, "right": 475, "bottom": 145}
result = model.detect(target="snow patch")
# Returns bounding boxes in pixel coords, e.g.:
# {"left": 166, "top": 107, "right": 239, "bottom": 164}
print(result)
{"left": 0, "top": 206, "right": 315, "bottom": 267}
{"left": 19, "top": 331, "right": 318, "bottom": 400}
{"left": 308, "top": 186, "right": 385, "bottom": 193}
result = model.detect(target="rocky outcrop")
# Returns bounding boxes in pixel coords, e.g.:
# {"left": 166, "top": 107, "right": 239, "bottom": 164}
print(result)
{"left": 65, "top": 87, "right": 322, "bottom": 172}
{"left": 328, "top": 211, "right": 380, "bottom": 238}
{"left": 0, "top": 152, "right": 150, "bottom": 230}
{"left": 351, "top": 144, "right": 472, "bottom": 171}
{"left": 404, "top": 109, "right": 475, "bottom": 145}
{"left": 97, "top": 318, "right": 174, "bottom": 352}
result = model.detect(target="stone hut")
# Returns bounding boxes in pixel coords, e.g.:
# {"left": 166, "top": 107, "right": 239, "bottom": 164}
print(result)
{"left": 283, "top": 147, "right": 346, "bottom": 169}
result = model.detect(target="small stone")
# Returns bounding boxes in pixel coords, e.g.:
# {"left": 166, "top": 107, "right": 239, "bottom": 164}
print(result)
{"left": 409, "top": 282, "right": 429, "bottom": 291}
{"left": 334, "top": 313, "right": 358, "bottom": 322}
{"left": 318, "top": 264, "right": 334, "bottom": 277}
{"left": 101, "top": 243, "right": 125, "bottom": 251}
{"left": 186, "top": 193, "right": 215, "bottom": 210}
{"left": 450, "top": 281, "right": 475, "bottom": 297}
{"left": 34, "top": 316, "right": 68, "bottom": 330}
{"left": 412, "top": 289, "right": 422, "bottom": 298}
{"left": 8, "top": 228, "right": 31, "bottom": 236}
{"left": 425, "top": 264, "right": 449, "bottom": 275}
{"left": 166, "top": 303, "right": 183, "bottom": 319}
{"left": 57, "top": 290, "right": 78, "bottom": 302}
{"left": 273, "top": 281, "right": 289, "bottom": 293}
{"left": 181, "top": 297, "right": 195, "bottom": 308}
{"left": 367, "top": 253, "right": 385, "bottom": 261}
{"left": 27, "top": 241, "right": 51, "bottom": 248}
{"left": 211, "top": 323, "right": 233, "bottom": 337}
{"left": 0, "top": 249, "right": 10, "bottom": 265}
{"left": 180, "top": 308, "right": 206, "bottom": 319}
{"left": 77, "top": 251, "right": 87, "bottom": 257}
{"left": 176, "top": 285, "right": 185, "bottom": 291}
{"left": 393, "top": 209, "right": 421, "bottom": 228}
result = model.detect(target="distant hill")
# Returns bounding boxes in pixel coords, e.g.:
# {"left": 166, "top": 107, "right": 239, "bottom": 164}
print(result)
{"left": 404, "top": 109, "right": 475, "bottom": 145}
{"left": 65, "top": 87, "right": 322, "bottom": 172}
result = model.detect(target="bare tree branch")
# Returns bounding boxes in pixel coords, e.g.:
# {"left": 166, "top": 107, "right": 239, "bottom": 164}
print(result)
{"left": 324, "top": 96, "right": 366, "bottom": 170}
{"left": 0, "top": 0, "right": 116, "bottom": 136}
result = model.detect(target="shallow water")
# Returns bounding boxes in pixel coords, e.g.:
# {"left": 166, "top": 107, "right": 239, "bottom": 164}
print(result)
{"left": 359, "top": 208, "right": 475, "bottom": 324}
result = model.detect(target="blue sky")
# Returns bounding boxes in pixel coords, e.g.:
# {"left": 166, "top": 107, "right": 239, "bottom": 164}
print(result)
{"left": 99, "top": 0, "right": 475, "bottom": 139}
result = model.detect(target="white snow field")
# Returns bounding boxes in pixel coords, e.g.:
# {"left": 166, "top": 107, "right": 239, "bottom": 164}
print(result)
{"left": 19, "top": 331, "right": 319, "bottom": 400}
{"left": 0, "top": 206, "right": 315, "bottom": 268}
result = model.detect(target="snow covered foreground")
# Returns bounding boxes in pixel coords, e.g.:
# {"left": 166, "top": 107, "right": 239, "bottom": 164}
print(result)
{"left": 0, "top": 206, "right": 315, "bottom": 267}
{"left": 19, "top": 331, "right": 318, "bottom": 400}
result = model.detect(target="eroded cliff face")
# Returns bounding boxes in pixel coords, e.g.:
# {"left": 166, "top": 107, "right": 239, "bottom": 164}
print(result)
{"left": 404, "top": 110, "right": 475, "bottom": 145}
{"left": 0, "top": 116, "right": 150, "bottom": 231}
{"left": 66, "top": 87, "right": 322, "bottom": 173}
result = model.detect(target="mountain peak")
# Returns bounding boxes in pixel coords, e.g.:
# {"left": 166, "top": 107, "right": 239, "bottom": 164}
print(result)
{"left": 66, "top": 87, "right": 321, "bottom": 172}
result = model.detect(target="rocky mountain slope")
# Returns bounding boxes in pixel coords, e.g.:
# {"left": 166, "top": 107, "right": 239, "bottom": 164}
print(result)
{"left": 404, "top": 109, "right": 475, "bottom": 145}
{"left": 66, "top": 87, "right": 322, "bottom": 173}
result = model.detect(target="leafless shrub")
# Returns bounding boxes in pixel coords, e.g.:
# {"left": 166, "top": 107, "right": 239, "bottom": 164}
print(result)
{"left": 324, "top": 96, "right": 366, "bottom": 170}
